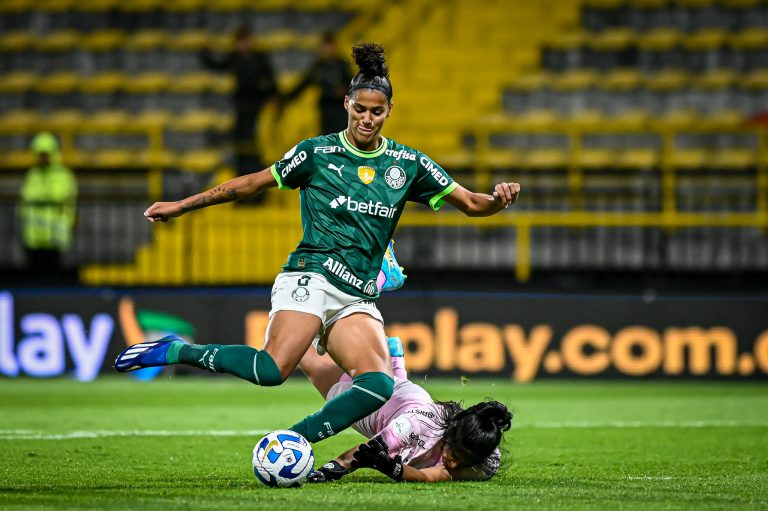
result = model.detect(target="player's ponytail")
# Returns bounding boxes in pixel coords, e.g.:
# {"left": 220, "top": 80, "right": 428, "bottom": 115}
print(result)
{"left": 442, "top": 400, "right": 512, "bottom": 467}
{"left": 348, "top": 42, "right": 393, "bottom": 100}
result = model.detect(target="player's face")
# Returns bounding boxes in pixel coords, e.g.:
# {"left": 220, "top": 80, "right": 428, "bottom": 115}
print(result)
{"left": 344, "top": 89, "right": 392, "bottom": 150}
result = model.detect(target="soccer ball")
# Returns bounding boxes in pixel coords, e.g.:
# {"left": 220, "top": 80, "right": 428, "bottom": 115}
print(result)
{"left": 252, "top": 430, "right": 314, "bottom": 487}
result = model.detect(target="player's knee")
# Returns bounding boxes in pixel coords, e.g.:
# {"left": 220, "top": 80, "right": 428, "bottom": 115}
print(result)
{"left": 353, "top": 371, "right": 394, "bottom": 405}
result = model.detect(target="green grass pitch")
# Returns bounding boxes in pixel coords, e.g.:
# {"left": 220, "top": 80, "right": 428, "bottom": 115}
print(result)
{"left": 1, "top": 376, "right": 766, "bottom": 510}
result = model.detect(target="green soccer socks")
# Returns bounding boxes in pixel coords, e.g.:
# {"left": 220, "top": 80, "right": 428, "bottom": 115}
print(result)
{"left": 176, "top": 343, "right": 284, "bottom": 386}
{"left": 290, "top": 371, "right": 394, "bottom": 442}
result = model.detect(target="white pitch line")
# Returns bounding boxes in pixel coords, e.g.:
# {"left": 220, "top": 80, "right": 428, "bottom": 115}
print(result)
{"left": 516, "top": 420, "right": 768, "bottom": 429}
{"left": 0, "top": 420, "right": 765, "bottom": 440}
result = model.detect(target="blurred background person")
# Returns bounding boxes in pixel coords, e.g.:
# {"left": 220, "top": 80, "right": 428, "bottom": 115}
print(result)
{"left": 199, "top": 24, "right": 278, "bottom": 179}
{"left": 18, "top": 132, "right": 78, "bottom": 285}
{"left": 276, "top": 32, "right": 353, "bottom": 135}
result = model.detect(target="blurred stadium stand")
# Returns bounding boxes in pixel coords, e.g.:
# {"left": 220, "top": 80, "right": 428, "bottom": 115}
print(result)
{"left": 0, "top": 0, "right": 767, "bottom": 287}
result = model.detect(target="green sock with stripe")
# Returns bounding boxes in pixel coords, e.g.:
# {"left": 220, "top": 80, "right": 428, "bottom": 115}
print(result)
{"left": 289, "top": 372, "right": 394, "bottom": 442}
{"left": 175, "top": 344, "right": 283, "bottom": 386}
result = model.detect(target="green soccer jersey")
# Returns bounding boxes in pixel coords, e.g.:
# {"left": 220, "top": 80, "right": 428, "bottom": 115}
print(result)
{"left": 270, "top": 130, "right": 458, "bottom": 299}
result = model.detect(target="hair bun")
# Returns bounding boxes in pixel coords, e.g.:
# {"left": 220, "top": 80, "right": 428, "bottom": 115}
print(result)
{"left": 476, "top": 401, "right": 512, "bottom": 433}
{"left": 351, "top": 42, "right": 388, "bottom": 78}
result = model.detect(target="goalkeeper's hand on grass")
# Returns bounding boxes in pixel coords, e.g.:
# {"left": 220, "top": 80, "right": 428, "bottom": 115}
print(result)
{"left": 306, "top": 460, "right": 350, "bottom": 483}
{"left": 351, "top": 436, "right": 404, "bottom": 481}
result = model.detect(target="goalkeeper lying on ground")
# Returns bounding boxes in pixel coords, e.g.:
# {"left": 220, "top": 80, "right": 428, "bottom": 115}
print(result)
{"left": 298, "top": 243, "right": 512, "bottom": 483}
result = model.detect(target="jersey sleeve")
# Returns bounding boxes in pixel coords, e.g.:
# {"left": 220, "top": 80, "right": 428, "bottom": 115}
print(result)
{"left": 377, "top": 415, "right": 418, "bottom": 457}
{"left": 407, "top": 152, "right": 459, "bottom": 211}
{"left": 270, "top": 139, "right": 315, "bottom": 190}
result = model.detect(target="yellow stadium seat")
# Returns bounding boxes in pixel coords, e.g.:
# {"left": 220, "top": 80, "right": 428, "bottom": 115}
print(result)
{"left": 589, "top": 29, "right": 635, "bottom": 51}
{"left": 656, "top": 109, "right": 700, "bottom": 130}
{"left": 672, "top": 148, "right": 710, "bottom": 169}
{"left": 606, "top": 109, "right": 651, "bottom": 130}
{"left": 577, "top": 148, "right": 615, "bottom": 169}
{"left": 0, "top": 109, "right": 39, "bottom": 133}
{"left": 552, "top": 69, "right": 597, "bottom": 91}
{"left": 76, "top": 0, "right": 119, "bottom": 12}
{"left": 173, "top": 110, "right": 220, "bottom": 132}
{"left": 730, "top": 28, "right": 768, "bottom": 50}
{"left": 676, "top": 0, "right": 715, "bottom": 6}
{"left": 0, "top": 71, "right": 38, "bottom": 93}
{"left": 35, "top": 72, "right": 79, "bottom": 94}
{"left": 721, "top": 0, "right": 761, "bottom": 7}
{"left": 0, "top": 31, "right": 34, "bottom": 52}
{"left": 47, "top": 109, "right": 84, "bottom": 131}
{"left": 637, "top": 28, "right": 682, "bottom": 51}
{"left": 89, "top": 149, "right": 142, "bottom": 168}
{"left": 741, "top": 70, "right": 768, "bottom": 90}
{"left": 709, "top": 149, "right": 757, "bottom": 169}
{"left": 39, "top": 0, "right": 76, "bottom": 12}
{"left": 568, "top": 109, "right": 607, "bottom": 129}
{"left": 524, "top": 148, "right": 569, "bottom": 169}
{"left": 167, "top": 30, "right": 210, "bottom": 52}
{"left": 120, "top": 0, "right": 164, "bottom": 12}
{"left": 177, "top": 149, "right": 226, "bottom": 172}
{"left": 133, "top": 109, "right": 172, "bottom": 128}
{"left": 80, "top": 29, "right": 126, "bottom": 52}
{"left": 683, "top": 29, "right": 727, "bottom": 51}
{"left": 627, "top": 0, "right": 666, "bottom": 7}
{"left": 124, "top": 72, "right": 170, "bottom": 94}
{"left": 513, "top": 109, "right": 560, "bottom": 130}
{"left": 616, "top": 148, "right": 660, "bottom": 169}
{"left": 35, "top": 30, "right": 80, "bottom": 52}
{"left": 598, "top": 69, "right": 642, "bottom": 91}
{"left": 125, "top": 29, "right": 168, "bottom": 51}
{"left": 2, "top": 150, "right": 35, "bottom": 168}
{"left": 167, "top": 72, "right": 213, "bottom": 94}
{"left": 83, "top": 110, "right": 130, "bottom": 133}
{"left": 583, "top": 0, "right": 624, "bottom": 8}
{"left": 78, "top": 72, "right": 124, "bottom": 94}
{"left": 699, "top": 110, "right": 744, "bottom": 129}
{"left": 209, "top": 75, "right": 235, "bottom": 96}
{"left": 644, "top": 70, "right": 690, "bottom": 92}
{"left": 547, "top": 32, "right": 587, "bottom": 51}
{"left": 164, "top": 0, "right": 206, "bottom": 12}
{"left": 479, "top": 149, "right": 523, "bottom": 169}
{"left": 692, "top": 70, "right": 735, "bottom": 90}
{"left": 0, "top": 0, "right": 33, "bottom": 13}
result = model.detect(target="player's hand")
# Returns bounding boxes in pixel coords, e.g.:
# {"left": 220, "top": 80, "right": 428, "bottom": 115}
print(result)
{"left": 306, "top": 460, "right": 350, "bottom": 483}
{"left": 144, "top": 202, "right": 184, "bottom": 223}
{"left": 351, "top": 436, "right": 404, "bottom": 481}
{"left": 492, "top": 182, "right": 520, "bottom": 209}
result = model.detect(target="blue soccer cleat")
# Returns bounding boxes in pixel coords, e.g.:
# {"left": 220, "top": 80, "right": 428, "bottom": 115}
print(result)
{"left": 380, "top": 240, "right": 406, "bottom": 292}
{"left": 387, "top": 336, "right": 404, "bottom": 357}
{"left": 114, "top": 335, "right": 182, "bottom": 372}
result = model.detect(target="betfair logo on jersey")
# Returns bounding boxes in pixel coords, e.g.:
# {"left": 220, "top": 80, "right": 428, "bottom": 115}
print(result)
{"left": 419, "top": 156, "right": 450, "bottom": 187}
{"left": 329, "top": 195, "right": 397, "bottom": 218}
{"left": 358, "top": 166, "right": 375, "bottom": 185}
{"left": 280, "top": 150, "right": 308, "bottom": 178}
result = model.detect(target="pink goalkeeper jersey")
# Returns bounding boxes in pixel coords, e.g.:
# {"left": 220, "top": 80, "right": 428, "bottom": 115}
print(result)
{"left": 348, "top": 377, "right": 446, "bottom": 469}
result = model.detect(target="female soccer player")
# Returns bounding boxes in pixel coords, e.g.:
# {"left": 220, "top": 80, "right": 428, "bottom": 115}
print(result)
{"left": 300, "top": 340, "right": 511, "bottom": 483}
{"left": 115, "top": 42, "right": 520, "bottom": 444}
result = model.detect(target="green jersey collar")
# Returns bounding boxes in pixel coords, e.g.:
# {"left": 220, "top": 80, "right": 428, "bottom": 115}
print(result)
{"left": 339, "top": 131, "right": 388, "bottom": 158}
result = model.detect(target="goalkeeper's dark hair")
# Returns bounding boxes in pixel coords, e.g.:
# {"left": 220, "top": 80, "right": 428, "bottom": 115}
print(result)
{"left": 439, "top": 400, "right": 512, "bottom": 466}
{"left": 348, "top": 42, "right": 393, "bottom": 100}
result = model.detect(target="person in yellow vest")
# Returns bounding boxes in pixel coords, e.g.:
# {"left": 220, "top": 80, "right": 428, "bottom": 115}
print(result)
{"left": 18, "top": 132, "right": 78, "bottom": 283}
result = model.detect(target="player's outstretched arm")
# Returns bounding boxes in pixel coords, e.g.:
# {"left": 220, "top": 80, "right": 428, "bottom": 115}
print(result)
{"left": 443, "top": 182, "right": 520, "bottom": 217}
{"left": 143, "top": 167, "right": 278, "bottom": 223}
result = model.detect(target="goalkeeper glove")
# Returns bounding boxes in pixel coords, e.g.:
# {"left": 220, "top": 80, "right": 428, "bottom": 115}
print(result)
{"left": 351, "top": 436, "right": 404, "bottom": 481}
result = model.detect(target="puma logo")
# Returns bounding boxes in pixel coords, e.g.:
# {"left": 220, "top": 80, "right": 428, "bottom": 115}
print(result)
{"left": 328, "top": 163, "right": 344, "bottom": 178}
